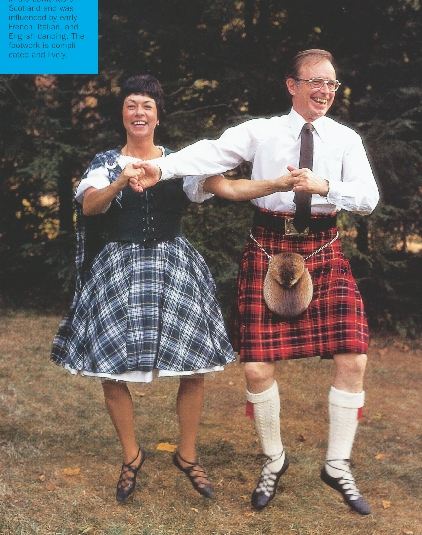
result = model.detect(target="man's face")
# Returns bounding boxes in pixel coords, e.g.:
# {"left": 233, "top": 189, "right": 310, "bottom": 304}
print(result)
{"left": 286, "top": 58, "right": 337, "bottom": 122}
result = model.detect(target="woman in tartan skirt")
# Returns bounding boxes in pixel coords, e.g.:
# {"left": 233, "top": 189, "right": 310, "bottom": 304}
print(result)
{"left": 51, "top": 75, "right": 292, "bottom": 502}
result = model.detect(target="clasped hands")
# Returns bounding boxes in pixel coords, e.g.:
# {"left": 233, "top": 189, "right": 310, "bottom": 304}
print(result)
{"left": 121, "top": 161, "right": 161, "bottom": 193}
{"left": 288, "top": 165, "right": 329, "bottom": 196}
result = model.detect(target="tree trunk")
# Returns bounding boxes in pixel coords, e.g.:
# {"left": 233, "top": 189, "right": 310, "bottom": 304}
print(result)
{"left": 58, "top": 169, "right": 74, "bottom": 233}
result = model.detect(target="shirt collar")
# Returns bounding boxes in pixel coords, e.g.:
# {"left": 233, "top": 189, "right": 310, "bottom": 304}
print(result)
{"left": 288, "top": 108, "right": 327, "bottom": 142}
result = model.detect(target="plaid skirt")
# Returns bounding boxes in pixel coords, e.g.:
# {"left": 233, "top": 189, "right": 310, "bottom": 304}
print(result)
{"left": 51, "top": 238, "right": 235, "bottom": 375}
{"left": 231, "top": 223, "right": 369, "bottom": 361}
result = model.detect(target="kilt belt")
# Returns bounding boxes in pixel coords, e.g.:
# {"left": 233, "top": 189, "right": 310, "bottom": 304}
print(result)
{"left": 253, "top": 208, "right": 337, "bottom": 236}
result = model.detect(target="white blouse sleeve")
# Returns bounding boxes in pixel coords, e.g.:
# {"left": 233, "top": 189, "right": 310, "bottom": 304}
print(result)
{"left": 183, "top": 175, "right": 214, "bottom": 203}
{"left": 74, "top": 166, "right": 111, "bottom": 205}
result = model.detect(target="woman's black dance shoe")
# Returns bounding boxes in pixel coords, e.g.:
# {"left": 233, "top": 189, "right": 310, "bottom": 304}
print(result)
{"left": 116, "top": 447, "right": 146, "bottom": 502}
{"left": 173, "top": 450, "right": 215, "bottom": 498}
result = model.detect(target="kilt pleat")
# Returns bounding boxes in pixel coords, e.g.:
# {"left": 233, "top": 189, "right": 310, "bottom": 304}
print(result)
{"left": 231, "top": 225, "right": 369, "bottom": 361}
{"left": 51, "top": 238, "right": 235, "bottom": 375}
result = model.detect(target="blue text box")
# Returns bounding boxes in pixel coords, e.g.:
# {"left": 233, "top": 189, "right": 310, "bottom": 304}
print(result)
{"left": 0, "top": 0, "right": 98, "bottom": 74}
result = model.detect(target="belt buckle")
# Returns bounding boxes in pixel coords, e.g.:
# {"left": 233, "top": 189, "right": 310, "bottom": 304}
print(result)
{"left": 285, "top": 218, "right": 309, "bottom": 236}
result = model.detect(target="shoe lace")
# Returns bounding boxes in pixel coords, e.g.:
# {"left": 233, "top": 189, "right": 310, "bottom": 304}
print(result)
{"left": 326, "top": 459, "right": 362, "bottom": 501}
{"left": 255, "top": 452, "right": 284, "bottom": 496}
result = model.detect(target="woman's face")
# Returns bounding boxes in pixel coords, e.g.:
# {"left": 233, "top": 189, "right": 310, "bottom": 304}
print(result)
{"left": 122, "top": 93, "right": 159, "bottom": 140}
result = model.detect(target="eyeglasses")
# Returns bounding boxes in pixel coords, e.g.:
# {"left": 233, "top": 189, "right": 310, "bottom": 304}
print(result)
{"left": 294, "top": 78, "right": 341, "bottom": 92}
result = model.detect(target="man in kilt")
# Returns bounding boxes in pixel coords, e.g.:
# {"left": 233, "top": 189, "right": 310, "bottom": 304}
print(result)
{"left": 137, "top": 49, "right": 379, "bottom": 514}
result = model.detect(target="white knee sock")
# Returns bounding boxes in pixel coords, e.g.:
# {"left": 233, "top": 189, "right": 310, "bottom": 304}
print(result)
{"left": 246, "top": 381, "right": 285, "bottom": 472}
{"left": 325, "top": 386, "right": 365, "bottom": 477}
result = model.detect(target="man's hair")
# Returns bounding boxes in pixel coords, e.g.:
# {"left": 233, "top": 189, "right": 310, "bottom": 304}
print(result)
{"left": 118, "top": 74, "right": 166, "bottom": 121}
{"left": 285, "top": 49, "right": 336, "bottom": 81}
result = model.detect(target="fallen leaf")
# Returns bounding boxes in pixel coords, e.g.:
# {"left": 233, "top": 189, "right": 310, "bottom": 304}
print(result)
{"left": 244, "top": 512, "right": 255, "bottom": 517}
{"left": 39, "top": 474, "right": 46, "bottom": 482}
{"left": 402, "top": 530, "right": 414, "bottom": 534}
{"left": 134, "top": 391, "right": 146, "bottom": 397}
{"left": 79, "top": 528, "right": 95, "bottom": 534}
{"left": 371, "top": 412, "right": 383, "bottom": 420}
{"left": 228, "top": 381, "right": 234, "bottom": 386}
{"left": 375, "top": 452, "right": 387, "bottom": 460}
{"left": 378, "top": 348, "right": 388, "bottom": 357}
{"left": 393, "top": 342, "right": 409, "bottom": 351}
{"left": 45, "top": 484, "right": 56, "bottom": 491}
{"left": 382, "top": 500, "right": 391, "bottom": 509}
{"left": 63, "top": 467, "right": 81, "bottom": 476}
{"left": 156, "top": 442, "right": 177, "bottom": 452}
{"left": 191, "top": 508, "right": 199, "bottom": 513}
{"left": 221, "top": 437, "right": 230, "bottom": 442}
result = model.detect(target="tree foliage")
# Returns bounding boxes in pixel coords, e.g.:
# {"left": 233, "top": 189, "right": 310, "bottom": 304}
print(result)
{"left": 0, "top": 0, "right": 421, "bottom": 334}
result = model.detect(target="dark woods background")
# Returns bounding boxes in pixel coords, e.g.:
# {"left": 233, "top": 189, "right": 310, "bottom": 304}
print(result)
{"left": 0, "top": 0, "right": 421, "bottom": 336}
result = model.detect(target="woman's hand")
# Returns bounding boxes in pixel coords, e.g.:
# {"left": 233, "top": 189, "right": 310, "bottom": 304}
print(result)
{"left": 132, "top": 161, "right": 161, "bottom": 190}
{"left": 119, "top": 162, "right": 144, "bottom": 190}
{"left": 83, "top": 163, "right": 145, "bottom": 215}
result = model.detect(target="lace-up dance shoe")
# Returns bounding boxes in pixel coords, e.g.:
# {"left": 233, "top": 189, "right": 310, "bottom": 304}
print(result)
{"left": 251, "top": 451, "right": 289, "bottom": 510}
{"left": 116, "top": 447, "right": 145, "bottom": 502}
{"left": 321, "top": 460, "right": 371, "bottom": 515}
{"left": 173, "top": 451, "right": 215, "bottom": 498}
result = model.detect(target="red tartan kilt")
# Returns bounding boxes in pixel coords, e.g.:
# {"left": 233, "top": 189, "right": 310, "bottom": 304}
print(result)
{"left": 231, "top": 222, "right": 369, "bottom": 361}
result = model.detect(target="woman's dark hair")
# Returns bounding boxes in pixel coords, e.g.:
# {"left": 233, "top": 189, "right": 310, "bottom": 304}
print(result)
{"left": 118, "top": 74, "right": 166, "bottom": 122}
{"left": 285, "top": 49, "right": 336, "bottom": 81}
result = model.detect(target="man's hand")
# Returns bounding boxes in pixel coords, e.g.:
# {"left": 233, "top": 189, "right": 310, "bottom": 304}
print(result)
{"left": 131, "top": 161, "right": 161, "bottom": 190}
{"left": 288, "top": 165, "right": 329, "bottom": 196}
{"left": 274, "top": 172, "right": 295, "bottom": 192}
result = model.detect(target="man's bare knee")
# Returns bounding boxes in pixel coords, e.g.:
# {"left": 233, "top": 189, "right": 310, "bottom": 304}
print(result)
{"left": 333, "top": 353, "right": 367, "bottom": 392}
{"left": 244, "top": 362, "right": 275, "bottom": 393}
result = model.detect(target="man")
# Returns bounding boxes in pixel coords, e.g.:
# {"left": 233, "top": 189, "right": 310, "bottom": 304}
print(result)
{"left": 137, "top": 49, "right": 379, "bottom": 515}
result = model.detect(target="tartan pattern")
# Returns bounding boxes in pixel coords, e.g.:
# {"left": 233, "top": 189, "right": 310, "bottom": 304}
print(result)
{"left": 51, "top": 148, "right": 234, "bottom": 375}
{"left": 231, "top": 219, "right": 369, "bottom": 362}
{"left": 52, "top": 238, "right": 235, "bottom": 374}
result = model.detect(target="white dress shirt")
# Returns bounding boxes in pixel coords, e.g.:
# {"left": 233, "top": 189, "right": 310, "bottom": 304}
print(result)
{"left": 156, "top": 109, "right": 379, "bottom": 215}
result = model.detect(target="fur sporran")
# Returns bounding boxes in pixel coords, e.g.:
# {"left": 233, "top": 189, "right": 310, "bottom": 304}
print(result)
{"left": 263, "top": 252, "right": 313, "bottom": 318}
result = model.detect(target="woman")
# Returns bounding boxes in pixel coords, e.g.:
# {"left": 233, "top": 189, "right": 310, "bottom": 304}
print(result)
{"left": 52, "top": 75, "right": 292, "bottom": 503}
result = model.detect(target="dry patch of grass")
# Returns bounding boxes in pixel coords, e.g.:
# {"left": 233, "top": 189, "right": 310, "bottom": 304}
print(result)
{"left": 1, "top": 309, "right": 421, "bottom": 535}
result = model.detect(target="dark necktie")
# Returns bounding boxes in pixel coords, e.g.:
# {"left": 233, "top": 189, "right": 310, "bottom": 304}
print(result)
{"left": 293, "top": 122, "right": 314, "bottom": 233}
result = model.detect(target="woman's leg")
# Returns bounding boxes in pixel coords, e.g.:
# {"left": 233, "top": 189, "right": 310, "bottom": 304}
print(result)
{"left": 176, "top": 375, "right": 205, "bottom": 461}
{"left": 102, "top": 380, "right": 144, "bottom": 499}
{"left": 102, "top": 380, "right": 141, "bottom": 464}
{"left": 174, "top": 375, "right": 214, "bottom": 496}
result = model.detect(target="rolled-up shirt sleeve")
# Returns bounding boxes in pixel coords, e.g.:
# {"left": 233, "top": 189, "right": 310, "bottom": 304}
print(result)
{"left": 326, "top": 136, "right": 379, "bottom": 214}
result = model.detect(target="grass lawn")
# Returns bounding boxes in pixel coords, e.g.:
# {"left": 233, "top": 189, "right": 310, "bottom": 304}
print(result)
{"left": 0, "top": 309, "right": 421, "bottom": 534}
